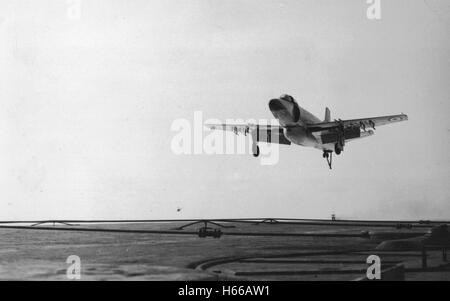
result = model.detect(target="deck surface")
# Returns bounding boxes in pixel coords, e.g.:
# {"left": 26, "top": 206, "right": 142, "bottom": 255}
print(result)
{"left": 0, "top": 221, "right": 448, "bottom": 281}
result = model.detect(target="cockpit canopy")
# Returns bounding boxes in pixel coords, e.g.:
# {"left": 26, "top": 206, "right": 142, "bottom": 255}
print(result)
{"left": 280, "top": 94, "right": 295, "bottom": 103}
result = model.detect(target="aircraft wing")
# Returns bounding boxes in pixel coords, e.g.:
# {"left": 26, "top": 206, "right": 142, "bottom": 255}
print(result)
{"left": 307, "top": 114, "right": 408, "bottom": 132}
{"left": 205, "top": 123, "right": 291, "bottom": 145}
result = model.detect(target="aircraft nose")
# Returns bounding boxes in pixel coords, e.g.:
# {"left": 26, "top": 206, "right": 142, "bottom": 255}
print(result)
{"left": 269, "top": 98, "right": 285, "bottom": 112}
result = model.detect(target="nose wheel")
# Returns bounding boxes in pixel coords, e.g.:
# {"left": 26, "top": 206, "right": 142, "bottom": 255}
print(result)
{"left": 323, "top": 151, "right": 333, "bottom": 169}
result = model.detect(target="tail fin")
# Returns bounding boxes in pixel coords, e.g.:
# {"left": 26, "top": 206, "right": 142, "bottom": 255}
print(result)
{"left": 324, "top": 107, "right": 331, "bottom": 122}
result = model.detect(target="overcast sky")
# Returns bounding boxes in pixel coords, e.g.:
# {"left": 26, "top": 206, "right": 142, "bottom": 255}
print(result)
{"left": 0, "top": 0, "right": 449, "bottom": 221}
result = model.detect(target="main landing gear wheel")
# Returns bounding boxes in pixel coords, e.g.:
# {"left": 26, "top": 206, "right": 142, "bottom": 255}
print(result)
{"left": 252, "top": 144, "right": 260, "bottom": 157}
{"left": 323, "top": 151, "right": 333, "bottom": 169}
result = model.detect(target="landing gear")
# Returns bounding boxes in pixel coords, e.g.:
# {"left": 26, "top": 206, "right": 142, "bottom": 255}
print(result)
{"left": 334, "top": 119, "right": 345, "bottom": 155}
{"left": 323, "top": 151, "right": 333, "bottom": 169}
{"left": 323, "top": 120, "right": 346, "bottom": 169}
{"left": 252, "top": 143, "right": 260, "bottom": 157}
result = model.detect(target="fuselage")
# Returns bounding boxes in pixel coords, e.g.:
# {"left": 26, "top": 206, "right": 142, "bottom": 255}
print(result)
{"left": 268, "top": 95, "right": 329, "bottom": 150}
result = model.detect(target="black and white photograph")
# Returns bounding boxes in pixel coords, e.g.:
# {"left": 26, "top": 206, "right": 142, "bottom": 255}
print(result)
{"left": 0, "top": 0, "right": 449, "bottom": 286}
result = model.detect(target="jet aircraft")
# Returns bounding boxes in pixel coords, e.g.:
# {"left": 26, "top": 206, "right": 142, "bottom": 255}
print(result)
{"left": 206, "top": 94, "right": 408, "bottom": 169}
